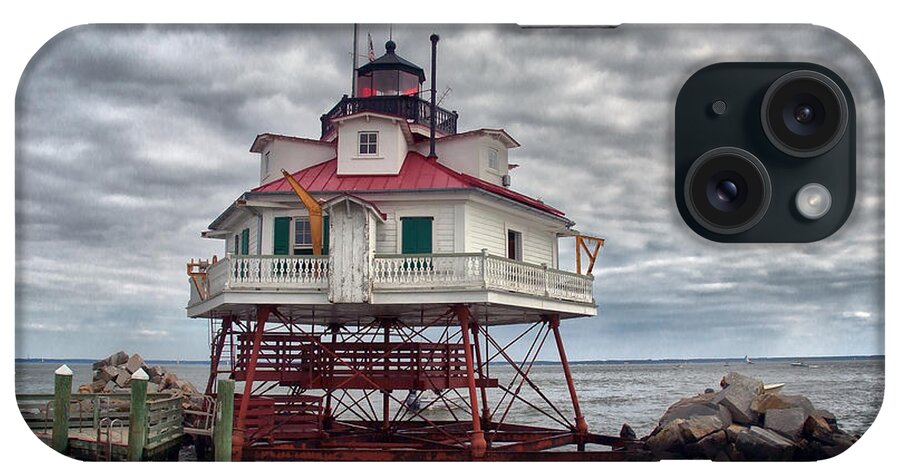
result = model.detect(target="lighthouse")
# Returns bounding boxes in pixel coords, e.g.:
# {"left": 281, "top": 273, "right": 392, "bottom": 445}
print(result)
{"left": 186, "top": 34, "right": 614, "bottom": 461}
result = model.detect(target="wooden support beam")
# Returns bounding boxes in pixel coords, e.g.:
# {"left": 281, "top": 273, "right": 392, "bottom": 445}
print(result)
{"left": 281, "top": 169, "right": 324, "bottom": 256}
{"left": 574, "top": 234, "right": 605, "bottom": 275}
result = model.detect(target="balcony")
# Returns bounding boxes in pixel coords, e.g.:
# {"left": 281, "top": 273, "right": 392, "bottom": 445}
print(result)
{"left": 188, "top": 252, "right": 595, "bottom": 323}
{"left": 320, "top": 95, "right": 458, "bottom": 140}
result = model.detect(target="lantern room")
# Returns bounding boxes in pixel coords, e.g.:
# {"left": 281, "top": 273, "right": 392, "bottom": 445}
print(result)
{"left": 355, "top": 40, "right": 425, "bottom": 97}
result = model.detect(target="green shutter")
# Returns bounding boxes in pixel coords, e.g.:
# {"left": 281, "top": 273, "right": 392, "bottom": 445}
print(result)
{"left": 273, "top": 217, "right": 291, "bottom": 255}
{"left": 401, "top": 217, "right": 433, "bottom": 254}
{"left": 241, "top": 228, "right": 250, "bottom": 255}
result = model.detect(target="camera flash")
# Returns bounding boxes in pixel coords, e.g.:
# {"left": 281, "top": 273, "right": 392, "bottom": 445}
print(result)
{"left": 795, "top": 183, "right": 832, "bottom": 220}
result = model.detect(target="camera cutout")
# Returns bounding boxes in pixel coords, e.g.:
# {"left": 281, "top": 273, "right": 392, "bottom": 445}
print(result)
{"left": 761, "top": 70, "right": 850, "bottom": 158}
{"left": 675, "top": 63, "right": 855, "bottom": 243}
{"left": 684, "top": 147, "right": 771, "bottom": 235}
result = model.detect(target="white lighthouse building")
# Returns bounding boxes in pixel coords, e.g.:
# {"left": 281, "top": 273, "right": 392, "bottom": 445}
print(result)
{"left": 185, "top": 36, "right": 608, "bottom": 461}
{"left": 188, "top": 39, "right": 596, "bottom": 322}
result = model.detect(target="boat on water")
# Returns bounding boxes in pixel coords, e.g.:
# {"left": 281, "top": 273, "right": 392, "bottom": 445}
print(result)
{"left": 744, "top": 355, "right": 754, "bottom": 364}
{"left": 791, "top": 361, "right": 819, "bottom": 369}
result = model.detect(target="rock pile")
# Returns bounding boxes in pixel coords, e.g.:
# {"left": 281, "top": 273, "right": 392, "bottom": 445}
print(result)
{"left": 643, "top": 372, "right": 858, "bottom": 461}
{"left": 78, "top": 351, "right": 201, "bottom": 408}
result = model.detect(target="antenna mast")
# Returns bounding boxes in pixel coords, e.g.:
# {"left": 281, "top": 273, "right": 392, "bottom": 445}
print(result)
{"left": 351, "top": 24, "right": 359, "bottom": 97}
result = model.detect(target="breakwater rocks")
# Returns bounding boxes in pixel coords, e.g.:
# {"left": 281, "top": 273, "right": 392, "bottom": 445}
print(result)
{"left": 643, "top": 372, "right": 858, "bottom": 461}
{"left": 79, "top": 351, "right": 200, "bottom": 406}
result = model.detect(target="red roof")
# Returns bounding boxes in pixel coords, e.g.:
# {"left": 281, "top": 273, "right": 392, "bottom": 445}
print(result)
{"left": 252, "top": 151, "right": 565, "bottom": 217}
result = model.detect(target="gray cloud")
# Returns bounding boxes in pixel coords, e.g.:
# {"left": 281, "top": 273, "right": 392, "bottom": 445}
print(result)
{"left": 15, "top": 24, "right": 883, "bottom": 360}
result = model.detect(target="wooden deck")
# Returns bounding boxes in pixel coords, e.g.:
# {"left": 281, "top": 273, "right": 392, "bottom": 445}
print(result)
{"left": 20, "top": 392, "right": 184, "bottom": 461}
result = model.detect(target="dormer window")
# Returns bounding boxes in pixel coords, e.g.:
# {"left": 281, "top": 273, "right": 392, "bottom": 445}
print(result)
{"left": 359, "top": 131, "right": 378, "bottom": 155}
{"left": 488, "top": 148, "right": 499, "bottom": 171}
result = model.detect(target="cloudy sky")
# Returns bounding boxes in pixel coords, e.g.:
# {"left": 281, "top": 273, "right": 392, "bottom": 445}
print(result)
{"left": 15, "top": 24, "right": 883, "bottom": 361}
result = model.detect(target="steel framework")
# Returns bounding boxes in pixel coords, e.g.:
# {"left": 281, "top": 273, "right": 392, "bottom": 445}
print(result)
{"left": 205, "top": 304, "right": 645, "bottom": 461}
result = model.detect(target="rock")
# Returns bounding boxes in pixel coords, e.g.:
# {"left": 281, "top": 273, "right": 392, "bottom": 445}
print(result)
{"left": 725, "top": 423, "right": 747, "bottom": 442}
{"left": 96, "top": 365, "right": 118, "bottom": 383}
{"left": 78, "top": 384, "right": 92, "bottom": 393}
{"left": 620, "top": 423, "right": 636, "bottom": 440}
{"left": 751, "top": 393, "right": 815, "bottom": 415}
{"left": 804, "top": 414, "right": 834, "bottom": 443}
{"left": 656, "top": 394, "right": 734, "bottom": 442}
{"left": 89, "top": 379, "right": 107, "bottom": 393}
{"left": 103, "top": 380, "right": 118, "bottom": 393}
{"left": 686, "top": 429, "right": 727, "bottom": 459}
{"left": 109, "top": 351, "right": 129, "bottom": 366}
{"left": 115, "top": 368, "right": 132, "bottom": 387}
{"left": 764, "top": 407, "right": 808, "bottom": 441}
{"left": 812, "top": 409, "right": 837, "bottom": 427}
{"left": 125, "top": 353, "right": 145, "bottom": 374}
{"left": 704, "top": 388, "right": 715, "bottom": 394}
{"left": 713, "top": 383, "right": 759, "bottom": 425}
{"left": 146, "top": 365, "right": 163, "bottom": 380}
{"left": 734, "top": 426, "right": 796, "bottom": 461}
{"left": 646, "top": 418, "right": 687, "bottom": 456}
{"left": 159, "top": 373, "right": 179, "bottom": 391}
{"left": 720, "top": 372, "right": 764, "bottom": 394}
{"left": 176, "top": 379, "right": 198, "bottom": 395}
{"left": 92, "top": 357, "right": 110, "bottom": 371}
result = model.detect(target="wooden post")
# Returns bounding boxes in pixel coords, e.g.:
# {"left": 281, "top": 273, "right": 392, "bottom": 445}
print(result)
{"left": 214, "top": 379, "right": 235, "bottom": 462}
{"left": 454, "top": 305, "right": 487, "bottom": 458}
{"left": 127, "top": 368, "right": 150, "bottom": 461}
{"left": 51, "top": 365, "right": 73, "bottom": 454}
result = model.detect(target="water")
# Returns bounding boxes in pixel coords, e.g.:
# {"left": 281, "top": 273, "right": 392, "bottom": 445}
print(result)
{"left": 15, "top": 358, "right": 883, "bottom": 438}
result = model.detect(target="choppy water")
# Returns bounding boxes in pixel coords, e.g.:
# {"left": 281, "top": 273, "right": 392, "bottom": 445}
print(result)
{"left": 15, "top": 358, "right": 883, "bottom": 438}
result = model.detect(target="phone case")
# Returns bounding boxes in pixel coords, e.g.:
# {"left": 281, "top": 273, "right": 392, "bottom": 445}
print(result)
{"left": 14, "top": 24, "right": 884, "bottom": 462}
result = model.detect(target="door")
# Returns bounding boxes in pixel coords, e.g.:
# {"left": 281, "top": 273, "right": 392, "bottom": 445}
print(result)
{"left": 401, "top": 217, "right": 433, "bottom": 254}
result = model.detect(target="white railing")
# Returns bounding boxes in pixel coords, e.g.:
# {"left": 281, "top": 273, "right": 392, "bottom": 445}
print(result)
{"left": 204, "top": 255, "right": 329, "bottom": 296}
{"left": 372, "top": 252, "right": 595, "bottom": 304}
{"left": 371, "top": 253, "right": 485, "bottom": 288}
{"left": 194, "top": 253, "right": 594, "bottom": 305}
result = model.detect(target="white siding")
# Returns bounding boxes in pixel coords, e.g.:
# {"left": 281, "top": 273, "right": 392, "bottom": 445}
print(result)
{"left": 373, "top": 202, "right": 457, "bottom": 254}
{"left": 465, "top": 202, "right": 555, "bottom": 266}
{"left": 259, "top": 139, "right": 335, "bottom": 185}
{"left": 414, "top": 134, "right": 509, "bottom": 186}
{"left": 226, "top": 214, "right": 260, "bottom": 256}
{"left": 336, "top": 115, "right": 409, "bottom": 175}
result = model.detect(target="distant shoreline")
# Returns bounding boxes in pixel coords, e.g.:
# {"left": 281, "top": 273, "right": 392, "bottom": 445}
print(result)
{"left": 14, "top": 355, "right": 884, "bottom": 366}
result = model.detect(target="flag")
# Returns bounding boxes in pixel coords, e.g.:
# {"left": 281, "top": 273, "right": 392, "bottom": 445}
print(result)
{"left": 367, "top": 33, "right": 375, "bottom": 62}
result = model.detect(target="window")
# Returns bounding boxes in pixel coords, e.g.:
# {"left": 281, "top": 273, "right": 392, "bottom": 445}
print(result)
{"left": 488, "top": 148, "right": 499, "bottom": 171}
{"left": 359, "top": 132, "right": 378, "bottom": 155}
{"left": 293, "top": 217, "right": 312, "bottom": 254}
{"left": 507, "top": 229, "right": 523, "bottom": 261}
{"left": 233, "top": 234, "right": 240, "bottom": 255}
{"left": 262, "top": 151, "right": 270, "bottom": 174}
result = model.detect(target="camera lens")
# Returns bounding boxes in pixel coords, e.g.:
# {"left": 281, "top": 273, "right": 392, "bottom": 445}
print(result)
{"left": 793, "top": 104, "right": 815, "bottom": 124}
{"left": 761, "top": 70, "right": 849, "bottom": 158}
{"left": 716, "top": 180, "right": 738, "bottom": 203}
{"left": 684, "top": 147, "right": 771, "bottom": 235}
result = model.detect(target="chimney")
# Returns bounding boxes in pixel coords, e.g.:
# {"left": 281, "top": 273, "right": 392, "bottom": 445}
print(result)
{"left": 428, "top": 33, "right": 439, "bottom": 159}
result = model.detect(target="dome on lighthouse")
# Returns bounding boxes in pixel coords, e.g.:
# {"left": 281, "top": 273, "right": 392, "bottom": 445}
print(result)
{"left": 356, "top": 40, "right": 426, "bottom": 97}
